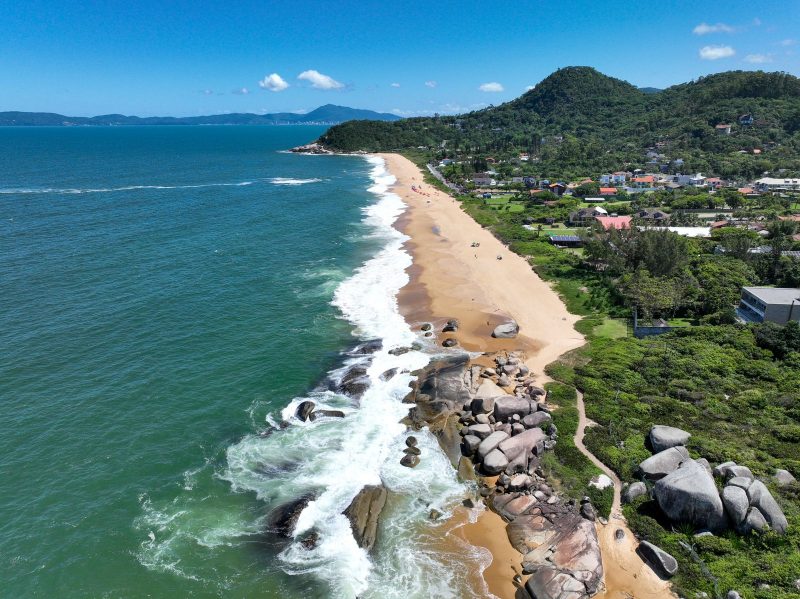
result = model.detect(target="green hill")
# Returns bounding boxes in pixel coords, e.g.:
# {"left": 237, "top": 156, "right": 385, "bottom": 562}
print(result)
{"left": 318, "top": 67, "right": 800, "bottom": 179}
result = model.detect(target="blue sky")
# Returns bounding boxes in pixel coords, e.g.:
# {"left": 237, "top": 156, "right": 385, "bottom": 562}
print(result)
{"left": 1, "top": 0, "right": 798, "bottom": 117}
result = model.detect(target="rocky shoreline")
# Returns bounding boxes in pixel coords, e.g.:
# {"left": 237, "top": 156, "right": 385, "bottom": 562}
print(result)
{"left": 405, "top": 335, "right": 604, "bottom": 599}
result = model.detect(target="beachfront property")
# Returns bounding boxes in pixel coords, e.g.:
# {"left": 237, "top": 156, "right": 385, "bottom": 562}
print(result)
{"left": 755, "top": 177, "right": 800, "bottom": 192}
{"left": 472, "top": 173, "right": 496, "bottom": 186}
{"left": 738, "top": 287, "right": 800, "bottom": 324}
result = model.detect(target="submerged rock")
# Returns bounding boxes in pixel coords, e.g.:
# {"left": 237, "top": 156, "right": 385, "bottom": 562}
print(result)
{"left": 344, "top": 485, "right": 387, "bottom": 552}
{"left": 400, "top": 454, "right": 420, "bottom": 468}
{"left": 295, "top": 401, "right": 315, "bottom": 422}
{"left": 268, "top": 494, "right": 315, "bottom": 537}
{"left": 308, "top": 409, "right": 345, "bottom": 421}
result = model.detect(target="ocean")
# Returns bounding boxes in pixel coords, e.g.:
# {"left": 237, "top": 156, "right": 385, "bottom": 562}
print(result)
{"left": 0, "top": 126, "right": 488, "bottom": 598}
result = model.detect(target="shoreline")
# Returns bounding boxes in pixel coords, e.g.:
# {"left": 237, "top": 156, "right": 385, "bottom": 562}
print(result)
{"left": 382, "top": 152, "right": 676, "bottom": 599}
{"left": 383, "top": 152, "right": 584, "bottom": 598}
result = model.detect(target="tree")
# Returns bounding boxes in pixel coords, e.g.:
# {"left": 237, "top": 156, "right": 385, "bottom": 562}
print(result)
{"left": 714, "top": 227, "right": 760, "bottom": 261}
{"left": 620, "top": 269, "right": 687, "bottom": 320}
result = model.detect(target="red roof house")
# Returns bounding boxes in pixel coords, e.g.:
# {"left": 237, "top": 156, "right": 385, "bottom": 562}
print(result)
{"left": 599, "top": 187, "right": 617, "bottom": 195}
{"left": 595, "top": 215, "right": 632, "bottom": 230}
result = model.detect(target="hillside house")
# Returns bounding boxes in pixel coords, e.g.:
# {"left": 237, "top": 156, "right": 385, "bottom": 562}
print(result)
{"left": 472, "top": 174, "right": 496, "bottom": 186}
{"left": 738, "top": 287, "right": 800, "bottom": 324}
{"left": 738, "top": 114, "right": 754, "bottom": 126}
{"left": 715, "top": 124, "right": 732, "bottom": 135}
{"left": 631, "top": 175, "right": 655, "bottom": 188}
{"left": 636, "top": 208, "right": 669, "bottom": 223}
{"left": 755, "top": 177, "right": 800, "bottom": 192}
{"left": 705, "top": 177, "right": 724, "bottom": 190}
{"left": 599, "top": 187, "right": 617, "bottom": 196}
{"left": 570, "top": 206, "right": 608, "bottom": 225}
{"left": 549, "top": 182, "right": 567, "bottom": 196}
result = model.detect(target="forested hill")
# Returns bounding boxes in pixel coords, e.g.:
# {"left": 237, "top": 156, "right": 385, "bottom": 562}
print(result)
{"left": 0, "top": 104, "right": 401, "bottom": 126}
{"left": 318, "top": 67, "right": 800, "bottom": 178}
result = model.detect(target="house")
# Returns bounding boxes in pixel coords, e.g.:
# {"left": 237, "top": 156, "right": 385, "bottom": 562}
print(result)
{"left": 710, "top": 220, "right": 732, "bottom": 229}
{"left": 584, "top": 197, "right": 606, "bottom": 204}
{"left": 599, "top": 187, "right": 617, "bottom": 196}
{"left": 511, "top": 177, "right": 525, "bottom": 184}
{"left": 472, "top": 174, "right": 496, "bottom": 186}
{"left": 755, "top": 177, "right": 800, "bottom": 192}
{"left": 632, "top": 175, "right": 655, "bottom": 188}
{"left": 738, "top": 187, "right": 757, "bottom": 196}
{"left": 715, "top": 123, "right": 732, "bottom": 135}
{"left": 739, "top": 114, "right": 754, "bottom": 126}
{"left": 738, "top": 287, "right": 800, "bottom": 324}
{"left": 636, "top": 208, "right": 669, "bottom": 223}
{"left": 595, "top": 215, "right": 632, "bottom": 230}
{"left": 705, "top": 177, "right": 724, "bottom": 190}
{"left": 519, "top": 153, "right": 530, "bottom": 161}
{"left": 549, "top": 182, "right": 567, "bottom": 196}
{"left": 672, "top": 173, "right": 706, "bottom": 186}
{"left": 549, "top": 234, "right": 583, "bottom": 248}
{"left": 570, "top": 206, "right": 608, "bottom": 225}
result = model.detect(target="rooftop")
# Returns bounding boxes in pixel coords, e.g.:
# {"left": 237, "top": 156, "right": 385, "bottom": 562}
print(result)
{"left": 743, "top": 287, "right": 800, "bottom": 305}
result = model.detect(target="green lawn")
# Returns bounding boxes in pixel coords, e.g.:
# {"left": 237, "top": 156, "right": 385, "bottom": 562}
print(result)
{"left": 593, "top": 318, "right": 628, "bottom": 339}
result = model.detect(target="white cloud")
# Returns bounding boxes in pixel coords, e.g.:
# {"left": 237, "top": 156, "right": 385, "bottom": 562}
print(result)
{"left": 297, "top": 70, "right": 344, "bottom": 90}
{"left": 525, "top": 85, "right": 535, "bottom": 91}
{"left": 232, "top": 87, "right": 250, "bottom": 95}
{"left": 479, "top": 82, "right": 504, "bottom": 92}
{"left": 744, "top": 53, "right": 773, "bottom": 64}
{"left": 693, "top": 22, "right": 735, "bottom": 35}
{"left": 390, "top": 82, "right": 400, "bottom": 88}
{"left": 201, "top": 89, "right": 214, "bottom": 95}
{"left": 780, "top": 39, "right": 797, "bottom": 47}
{"left": 259, "top": 73, "right": 289, "bottom": 92}
{"left": 424, "top": 80, "right": 437, "bottom": 88}
{"left": 699, "top": 45, "right": 736, "bottom": 60}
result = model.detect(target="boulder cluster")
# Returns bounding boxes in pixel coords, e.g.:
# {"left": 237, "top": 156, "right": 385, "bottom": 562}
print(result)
{"left": 454, "top": 351, "right": 603, "bottom": 599}
{"left": 628, "top": 425, "right": 790, "bottom": 537}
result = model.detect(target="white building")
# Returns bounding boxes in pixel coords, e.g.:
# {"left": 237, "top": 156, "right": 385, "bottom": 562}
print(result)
{"left": 755, "top": 177, "right": 800, "bottom": 192}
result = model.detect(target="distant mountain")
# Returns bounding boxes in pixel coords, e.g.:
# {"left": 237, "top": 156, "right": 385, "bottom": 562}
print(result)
{"left": 0, "top": 104, "right": 401, "bottom": 126}
{"left": 318, "top": 67, "right": 800, "bottom": 178}
{"left": 639, "top": 87, "right": 662, "bottom": 94}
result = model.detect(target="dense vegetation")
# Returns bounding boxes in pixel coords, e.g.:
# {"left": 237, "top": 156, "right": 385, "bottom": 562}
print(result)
{"left": 320, "top": 67, "right": 800, "bottom": 179}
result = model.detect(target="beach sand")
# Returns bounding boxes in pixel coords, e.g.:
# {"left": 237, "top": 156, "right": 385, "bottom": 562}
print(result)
{"left": 384, "top": 153, "right": 675, "bottom": 599}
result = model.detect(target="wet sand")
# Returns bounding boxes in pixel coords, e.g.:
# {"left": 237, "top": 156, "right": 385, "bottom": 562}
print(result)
{"left": 384, "top": 153, "right": 675, "bottom": 599}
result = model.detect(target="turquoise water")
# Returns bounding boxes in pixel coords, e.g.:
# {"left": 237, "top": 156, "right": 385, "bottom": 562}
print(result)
{"left": 0, "top": 126, "right": 487, "bottom": 598}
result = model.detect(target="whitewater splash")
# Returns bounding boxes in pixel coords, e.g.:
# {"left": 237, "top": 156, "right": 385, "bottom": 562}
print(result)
{"left": 269, "top": 177, "right": 323, "bottom": 186}
{"left": 135, "top": 155, "right": 490, "bottom": 598}
{"left": 0, "top": 181, "right": 256, "bottom": 195}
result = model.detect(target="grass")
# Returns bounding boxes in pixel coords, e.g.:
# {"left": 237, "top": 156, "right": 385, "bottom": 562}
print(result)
{"left": 540, "top": 382, "right": 613, "bottom": 518}
{"left": 593, "top": 318, "right": 628, "bottom": 339}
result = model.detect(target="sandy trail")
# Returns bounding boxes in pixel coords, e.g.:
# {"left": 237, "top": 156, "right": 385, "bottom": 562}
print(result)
{"left": 381, "top": 153, "right": 674, "bottom": 599}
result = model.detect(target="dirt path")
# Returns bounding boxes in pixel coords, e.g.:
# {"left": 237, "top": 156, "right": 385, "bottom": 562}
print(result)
{"left": 574, "top": 391, "right": 676, "bottom": 598}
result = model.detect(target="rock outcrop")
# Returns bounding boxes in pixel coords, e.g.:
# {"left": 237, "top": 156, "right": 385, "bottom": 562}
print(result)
{"left": 637, "top": 446, "right": 690, "bottom": 481}
{"left": 649, "top": 424, "right": 691, "bottom": 453}
{"left": 638, "top": 541, "right": 678, "bottom": 578}
{"left": 492, "top": 320, "right": 520, "bottom": 338}
{"left": 654, "top": 460, "right": 727, "bottom": 532}
{"left": 344, "top": 485, "right": 388, "bottom": 552}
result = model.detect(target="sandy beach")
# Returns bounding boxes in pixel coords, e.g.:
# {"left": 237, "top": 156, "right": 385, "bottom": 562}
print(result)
{"left": 383, "top": 153, "right": 675, "bottom": 599}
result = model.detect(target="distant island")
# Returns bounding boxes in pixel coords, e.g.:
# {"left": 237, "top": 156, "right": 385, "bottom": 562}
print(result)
{"left": 0, "top": 104, "right": 402, "bottom": 126}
